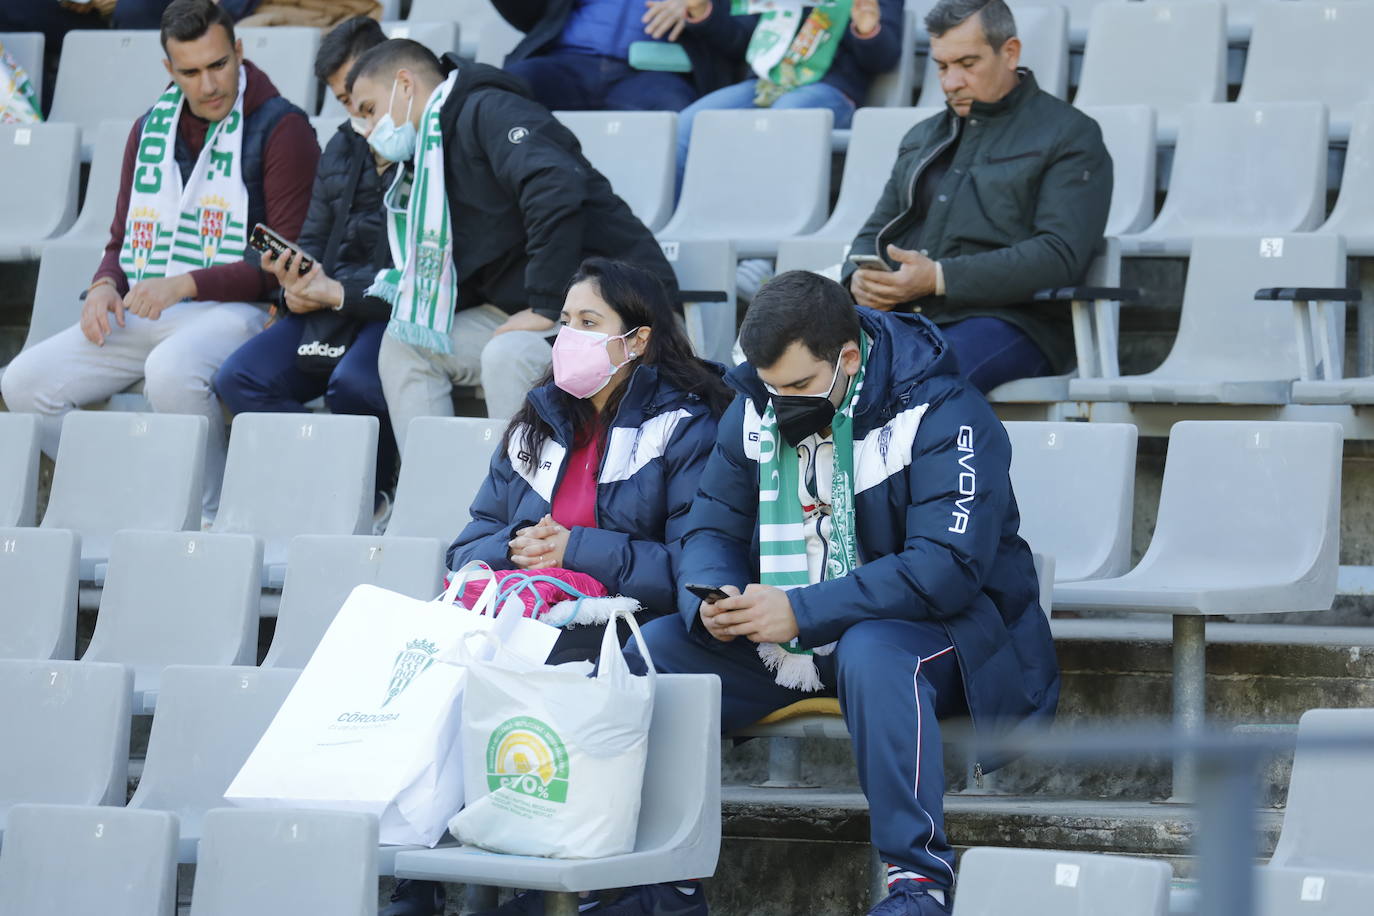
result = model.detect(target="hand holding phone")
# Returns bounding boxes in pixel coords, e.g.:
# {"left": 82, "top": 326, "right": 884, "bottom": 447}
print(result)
{"left": 848, "top": 253, "right": 892, "bottom": 272}
{"left": 686, "top": 583, "right": 731, "bottom": 603}
{"left": 250, "top": 223, "right": 314, "bottom": 275}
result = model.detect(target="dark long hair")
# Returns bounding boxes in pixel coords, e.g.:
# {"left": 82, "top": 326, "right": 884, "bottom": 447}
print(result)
{"left": 504, "top": 258, "right": 734, "bottom": 473}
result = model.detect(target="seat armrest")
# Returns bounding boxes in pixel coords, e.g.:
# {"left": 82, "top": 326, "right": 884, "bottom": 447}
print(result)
{"left": 1255, "top": 287, "right": 1362, "bottom": 303}
{"left": 1033, "top": 286, "right": 1143, "bottom": 303}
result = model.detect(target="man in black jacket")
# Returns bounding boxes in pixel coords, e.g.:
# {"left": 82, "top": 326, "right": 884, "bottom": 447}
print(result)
{"left": 842, "top": 0, "right": 1111, "bottom": 393}
{"left": 346, "top": 38, "right": 680, "bottom": 435}
{"left": 213, "top": 16, "right": 401, "bottom": 514}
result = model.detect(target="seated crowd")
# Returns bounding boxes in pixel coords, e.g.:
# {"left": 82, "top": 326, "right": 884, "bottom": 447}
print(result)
{"left": 0, "top": 0, "right": 1110, "bottom": 912}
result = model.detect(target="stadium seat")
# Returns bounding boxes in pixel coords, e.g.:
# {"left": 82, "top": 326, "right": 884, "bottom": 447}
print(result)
{"left": 475, "top": 17, "right": 525, "bottom": 66}
{"left": 0, "top": 123, "right": 80, "bottom": 260}
{"left": 0, "top": 804, "right": 178, "bottom": 916}
{"left": 952, "top": 847, "right": 1172, "bottom": 915}
{"left": 387, "top": 416, "right": 507, "bottom": 542}
{"left": 867, "top": 7, "right": 919, "bottom": 107}
{"left": 42, "top": 411, "right": 206, "bottom": 582}
{"left": 263, "top": 536, "right": 444, "bottom": 668}
{"left": 190, "top": 809, "right": 380, "bottom": 915}
{"left": 0, "top": 527, "right": 79, "bottom": 661}
{"left": 1238, "top": 1, "right": 1374, "bottom": 140}
{"left": 0, "top": 659, "right": 132, "bottom": 839}
{"left": 394, "top": 673, "right": 722, "bottom": 905}
{"left": 663, "top": 108, "right": 832, "bottom": 257}
{"left": 1054, "top": 421, "right": 1342, "bottom": 794}
{"left": 1004, "top": 422, "right": 1137, "bottom": 583}
{"left": 83, "top": 531, "right": 261, "bottom": 713}
{"left": 236, "top": 28, "right": 321, "bottom": 115}
{"left": 49, "top": 31, "right": 168, "bottom": 159}
{"left": 318, "top": 20, "right": 462, "bottom": 118}
{"left": 5, "top": 241, "right": 105, "bottom": 371}
{"left": 918, "top": 4, "right": 1068, "bottom": 104}
{"left": 310, "top": 115, "right": 340, "bottom": 151}
{"left": 1120, "top": 102, "right": 1327, "bottom": 256}
{"left": 1079, "top": 104, "right": 1156, "bottom": 237}
{"left": 0, "top": 32, "right": 45, "bottom": 103}
{"left": 1073, "top": 1, "right": 1226, "bottom": 137}
{"left": 776, "top": 106, "right": 940, "bottom": 274}
{"left": 61, "top": 119, "right": 136, "bottom": 244}
{"left": 555, "top": 111, "right": 676, "bottom": 232}
{"left": 1318, "top": 101, "right": 1374, "bottom": 257}
{"left": 410, "top": 0, "right": 505, "bottom": 58}
{"left": 1069, "top": 234, "right": 1346, "bottom": 404}
{"left": 1258, "top": 868, "right": 1374, "bottom": 916}
{"left": 128, "top": 665, "right": 301, "bottom": 862}
{"left": 211, "top": 413, "right": 378, "bottom": 588}
{"left": 662, "top": 237, "right": 737, "bottom": 364}
{"left": 0, "top": 413, "right": 39, "bottom": 527}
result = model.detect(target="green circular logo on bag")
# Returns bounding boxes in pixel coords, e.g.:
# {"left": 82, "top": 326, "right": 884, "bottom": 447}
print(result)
{"left": 486, "top": 716, "right": 570, "bottom": 803}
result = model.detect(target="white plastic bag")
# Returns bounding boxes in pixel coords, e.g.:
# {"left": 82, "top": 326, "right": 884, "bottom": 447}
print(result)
{"left": 449, "top": 608, "right": 656, "bottom": 858}
{"left": 226, "top": 566, "right": 560, "bottom": 847}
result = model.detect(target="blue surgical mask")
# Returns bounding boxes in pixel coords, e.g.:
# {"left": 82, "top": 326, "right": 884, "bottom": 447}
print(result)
{"left": 367, "top": 79, "right": 416, "bottom": 163}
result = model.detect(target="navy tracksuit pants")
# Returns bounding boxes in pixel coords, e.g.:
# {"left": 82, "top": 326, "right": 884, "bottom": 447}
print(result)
{"left": 630, "top": 615, "right": 967, "bottom": 890}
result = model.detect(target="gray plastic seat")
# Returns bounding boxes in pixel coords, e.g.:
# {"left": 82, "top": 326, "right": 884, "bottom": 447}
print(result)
{"left": 0, "top": 123, "right": 80, "bottom": 259}
{"left": 395, "top": 673, "right": 721, "bottom": 905}
{"left": 1004, "top": 422, "right": 1137, "bottom": 583}
{"left": 776, "top": 106, "right": 941, "bottom": 274}
{"left": 1073, "top": 1, "right": 1225, "bottom": 138}
{"left": 0, "top": 32, "right": 45, "bottom": 102}
{"left": 62, "top": 119, "right": 137, "bottom": 244}
{"left": 1055, "top": 421, "right": 1342, "bottom": 794}
{"left": 410, "top": 0, "right": 503, "bottom": 58}
{"left": 49, "top": 30, "right": 168, "bottom": 159}
{"left": 0, "top": 527, "right": 79, "bottom": 660}
{"left": 128, "top": 665, "right": 300, "bottom": 862}
{"left": 310, "top": 115, "right": 339, "bottom": 151}
{"left": 1078, "top": 104, "right": 1156, "bottom": 237}
{"left": 190, "top": 808, "right": 379, "bottom": 916}
{"left": 1319, "top": 101, "right": 1374, "bottom": 257}
{"left": 0, "top": 413, "right": 39, "bottom": 527}
{"left": 475, "top": 17, "right": 525, "bottom": 66}
{"left": 211, "top": 412, "right": 378, "bottom": 588}
{"left": 1069, "top": 234, "right": 1346, "bottom": 404}
{"left": 1238, "top": 1, "right": 1374, "bottom": 140}
{"left": 83, "top": 531, "right": 261, "bottom": 713}
{"left": 7, "top": 239, "right": 105, "bottom": 367}
{"left": 319, "top": 21, "right": 461, "bottom": 118}
{"left": 867, "top": 7, "right": 919, "bottom": 107}
{"left": 263, "top": 536, "right": 443, "bottom": 668}
{"left": 1120, "top": 103, "right": 1328, "bottom": 256}
{"left": 386, "top": 416, "right": 507, "bottom": 542}
{"left": 0, "top": 659, "right": 132, "bottom": 838}
{"left": 662, "top": 108, "right": 832, "bottom": 257}
{"left": 1258, "top": 868, "right": 1374, "bottom": 916}
{"left": 0, "top": 804, "right": 177, "bottom": 916}
{"left": 661, "top": 237, "right": 737, "bottom": 364}
{"left": 43, "top": 411, "right": 206, "bottom": 581}
{"left": 952, "top": 847, "right": 1172, "bottom": 915}
{"left": 555, "top": 111, "right": 676, "bottom": 232}
{"left": 1010, "top": 0, "right": 1122, "bottom": 45}
{"left": 236, "top": 29, "right": 320, "bottom": 114}
{"left": 918, "top": 4, "right": 1068, "bottom": 104}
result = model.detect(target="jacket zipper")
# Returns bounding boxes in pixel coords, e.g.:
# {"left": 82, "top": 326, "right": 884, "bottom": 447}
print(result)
{"left": 874, "top": 115, "right": 961, "bottom": 259}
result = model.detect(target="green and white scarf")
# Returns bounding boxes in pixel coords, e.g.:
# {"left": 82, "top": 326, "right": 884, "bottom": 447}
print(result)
{"left": 118, "top": 68, "right": 249, "bottom": 284}
{"left": 0, "top": 42, "right": 41, "bottom": 124}
{"left": 370, "top": 71, "right": 459, "bottom": 355}
{"left": 757, "top": 336, "right": 867, "bottom": 692}
{"left": 732, "top": 0, "right": 853, "bottom": 107}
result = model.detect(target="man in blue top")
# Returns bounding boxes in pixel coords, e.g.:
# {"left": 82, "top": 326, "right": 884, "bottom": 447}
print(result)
{"left": 632, "top": 271, "right": 1060, "bottom": 915}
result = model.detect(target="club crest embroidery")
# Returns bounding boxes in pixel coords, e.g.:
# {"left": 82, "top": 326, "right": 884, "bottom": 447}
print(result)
{"left": 127, "top": 206, "right": 162, "bottom": 282}
{"left": 197, "top": 195, "right": 229, "bottom": 266}
{"left": 383, "top": 638, "right": 439, "bottom": 708}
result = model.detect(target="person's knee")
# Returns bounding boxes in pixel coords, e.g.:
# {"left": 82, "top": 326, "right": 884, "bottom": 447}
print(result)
{"left": 325, "top": 367, "right": 383, "bottom": 417}
{"left": 835, "top": 619, "right": 911, "bottom": 683}
{"left": 479, "top": 332, "right": 550, "bottom": 402}
{"left": 211, "top": 350, "right": 256, "bottom": 415}
{"left": 0, "top": 349, "right": 43, "bottom": 413}
{"left": 143, "top": 345, "right": 208, "bottom": 413}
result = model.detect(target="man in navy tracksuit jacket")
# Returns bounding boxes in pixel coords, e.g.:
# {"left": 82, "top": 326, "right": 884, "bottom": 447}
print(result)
{"left": 632, "top": 272, "right": 1059, "bottom": 915}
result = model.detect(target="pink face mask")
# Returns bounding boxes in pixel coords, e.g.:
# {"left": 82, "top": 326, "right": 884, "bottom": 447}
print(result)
{"left": 551, "top": 324, "right": 642, "bottom": 399}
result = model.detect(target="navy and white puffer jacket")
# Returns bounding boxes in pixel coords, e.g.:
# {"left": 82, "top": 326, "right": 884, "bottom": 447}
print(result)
{"left": 448, "top": 364, "right": 724, "bottom": 616}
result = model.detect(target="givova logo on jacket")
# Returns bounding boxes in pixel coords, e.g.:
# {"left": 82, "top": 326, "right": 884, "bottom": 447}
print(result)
{"left": 486, "top": 716, "right": 570, "bottom": 804}
{"left": 382, "top": 638, "right": 440, "bottom": 708}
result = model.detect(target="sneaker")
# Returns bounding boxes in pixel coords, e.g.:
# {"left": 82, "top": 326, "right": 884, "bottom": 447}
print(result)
{"left": 382, "top": 878, "right": 445, "bottom": 916}
{"left": 595, "top": 883, "right": 708, "bottom": 916}
{"left": 372, "top": 489, "right": 394, "bottom": 536}
{"left": 868, "top": 880, "right": 951, "bottom": 916}
{"left": 735, "top": 258, "right": 775, "bottom": 303}
{"left": 472, "top": 890, "right": 601, "bottom": 915}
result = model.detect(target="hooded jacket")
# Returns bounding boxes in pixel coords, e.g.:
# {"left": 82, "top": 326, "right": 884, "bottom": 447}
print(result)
{"left": 449, "top": 363, "right": 724, "bottom": 615}
{"left": 432, "top": 56, "right": 680, "bottom": 320}
{"left": 675, "top": 308, "right": 1060, "bottom": 765}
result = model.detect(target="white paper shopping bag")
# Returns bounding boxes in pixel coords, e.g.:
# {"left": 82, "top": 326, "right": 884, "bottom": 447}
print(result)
{"left": 226, "top": 568, "right": 560, "bottom": 847}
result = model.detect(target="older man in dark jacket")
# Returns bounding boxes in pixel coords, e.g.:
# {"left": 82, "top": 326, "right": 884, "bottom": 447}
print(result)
{"left": 843, "top": 0, "right": 1111, "bottom": 393}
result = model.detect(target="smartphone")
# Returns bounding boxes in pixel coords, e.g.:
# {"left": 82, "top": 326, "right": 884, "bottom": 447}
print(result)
{"left": 249, "top": 223, "right": 314, "bottom": 275}
{"left": 686, "top": 583, "right": 731, "bottom": 603}
{"left": 848, "top": 253, "right": 892, "bottom": 272}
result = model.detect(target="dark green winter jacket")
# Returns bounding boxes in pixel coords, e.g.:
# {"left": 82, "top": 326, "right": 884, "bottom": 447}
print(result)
{"left": 840, "top": 70, "right": 1112, "bottom": 373}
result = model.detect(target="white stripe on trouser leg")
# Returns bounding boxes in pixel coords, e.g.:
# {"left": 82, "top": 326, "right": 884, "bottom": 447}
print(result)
{"left": 911, "top": 645, "right": 957, "bottom": 886}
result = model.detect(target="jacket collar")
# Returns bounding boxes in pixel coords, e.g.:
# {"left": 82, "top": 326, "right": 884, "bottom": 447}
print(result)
{"left": 964, "top": 67, "right": 1037, "bottom": 120}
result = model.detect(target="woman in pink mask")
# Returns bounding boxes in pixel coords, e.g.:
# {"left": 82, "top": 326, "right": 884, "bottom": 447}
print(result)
{"left": 447, "top": 257, "right": 733, "bottom": 662}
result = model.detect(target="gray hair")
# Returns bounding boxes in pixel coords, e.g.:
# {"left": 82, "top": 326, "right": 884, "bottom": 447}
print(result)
{"left": 924, "top": 0, "right": 1018, "bottom": 49}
